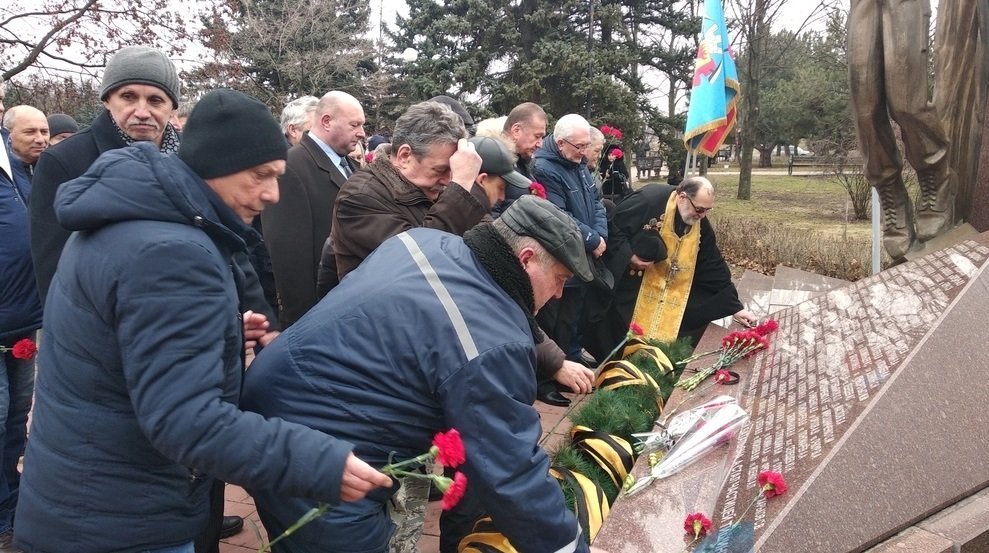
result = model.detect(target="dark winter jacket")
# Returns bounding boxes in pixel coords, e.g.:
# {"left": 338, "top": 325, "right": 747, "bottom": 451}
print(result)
{"left": 28, "top": 109, "right": 127, "bottom": 303}
{"left": 329, "top": 156, "right": 491, "bottom": 281}
{"left": 532, "top": 135, "right": 608, "bottom": 253}
{"left": 1, "top": 131, "right": 42, "bottom": 344}
{"left": 16, "top": 143, "right": 352, "bottom": 553}
{"left": 598, "top": 145, "right": 630, "bottom": 198}
{"left": 243, "top": 228, "right": 588, "bottom": 553}
{"left": 27, "top": 110, "right": 277, "bottom": 327}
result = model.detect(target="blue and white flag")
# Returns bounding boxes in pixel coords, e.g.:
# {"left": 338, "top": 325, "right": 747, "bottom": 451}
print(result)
{"left": 683, "top": 0, "right": 740, "bottom": 156}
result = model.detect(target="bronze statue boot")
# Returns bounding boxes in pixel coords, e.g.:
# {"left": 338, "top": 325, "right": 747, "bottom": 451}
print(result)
{"left": 877, "top": 181, "right": 916, "bottom": 260}
{"left": 915, "top": 167, "right": 955, "bottom": 242}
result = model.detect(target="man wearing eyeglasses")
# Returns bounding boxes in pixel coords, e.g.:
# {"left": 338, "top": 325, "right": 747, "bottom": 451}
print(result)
{"left": 585, "top": 177, "right": 757, "bottom": 357}
{"left": 531, "top": 114, "right": 608, "bottom": 406}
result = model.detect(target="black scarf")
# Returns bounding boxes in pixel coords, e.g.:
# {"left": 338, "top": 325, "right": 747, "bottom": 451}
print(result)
{"left": 463, "top": 224, "right": 544, "bottom": 342}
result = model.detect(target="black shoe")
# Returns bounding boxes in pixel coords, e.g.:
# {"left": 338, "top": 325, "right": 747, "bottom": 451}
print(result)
{"left": 219, "top": 515, "right": 245, "bottom": 539}
{"left": 537, "top": 390, "right": 571, "bottom": 407}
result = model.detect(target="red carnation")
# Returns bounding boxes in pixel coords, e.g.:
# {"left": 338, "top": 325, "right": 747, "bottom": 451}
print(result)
{"left": 757, "top": 470, "right": 787, "bottom": 498}
{"left": 432, "top": 429, "right": 466, "bottom": 468}
{"left": 721, "top": 331, "right": 745, "bottom": 348}
{"left": 11, "top": 339, "right": 37, "bottom": 360}
{"left": 529, "top": 181, "right": 547, "bottom": 199}
{"left": 683, "top": 512, "right": 712, "bottom": 539}
{"left": 365, "top": 152, "right": 375, "bottom": 164}
{"left": 612, "top": 149, "right": 624, "bottom": 160}
{"left": 629, "top": 322, "right": 644, "bottom": 336}
{"left": 754, "top": 319, "right": 779, "bottom": 336}
{"left": 715, "top": 369, "right": 732, "bottom": 384}
{"left": 440, "top": 471, "right": 468, "bottom": 510}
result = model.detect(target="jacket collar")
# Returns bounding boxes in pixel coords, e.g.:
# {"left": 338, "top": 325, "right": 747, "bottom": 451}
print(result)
{"left": 537, "top": 133, "right": 586, "bottom": 169}
{"left": 368, "top": 156, "right": 433, "bottom": 206}
{"left": 300, "top": 133, "right": 351, "bottom": 187}
{"left": 91, "top": 110, "right": 131, "bottom": 154}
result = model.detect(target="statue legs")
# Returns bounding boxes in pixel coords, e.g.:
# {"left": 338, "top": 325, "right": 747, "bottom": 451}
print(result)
{"left": 875, "top": 177, "right": 916, "bottom": 260}
{"left": 848, "top": 0, "right": 954, "bottom": 258}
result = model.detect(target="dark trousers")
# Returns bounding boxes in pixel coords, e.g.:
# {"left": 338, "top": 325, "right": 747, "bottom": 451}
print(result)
{"left": 438, "top": 468, "right": 484, "bottom": 553}
{"left": 194, "top": 480, "right": 224, "bottom": 553}
{"left": 536, "top": 285, "right": 588, "bottom": 361}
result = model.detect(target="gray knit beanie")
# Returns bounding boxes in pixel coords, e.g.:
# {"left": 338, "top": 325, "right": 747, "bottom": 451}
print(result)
{"left": 100, "top": 46, "right": 181, "bottom": 108}
{"left": 178, "top": 89, "right": 287, "bottom": 179}
{"left": 47, "top": 113, "right": 79, "bottom": 136}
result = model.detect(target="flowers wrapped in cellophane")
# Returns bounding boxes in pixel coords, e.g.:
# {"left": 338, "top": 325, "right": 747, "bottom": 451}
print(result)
{"left": 623, "top": 397, "right": 748, "bottom": 497}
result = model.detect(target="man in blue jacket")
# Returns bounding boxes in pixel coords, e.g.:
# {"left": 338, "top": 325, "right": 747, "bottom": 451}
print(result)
{"left": 0, "top": 126, "right": 41, "bottom": 553}
{"left": 242, "top": 196, "right": 609, "bottom": 553}
{"left": 532, "top": 113, "right": 609, "bottom": 405}
{"left": 14, "top": 89, "right": 392, "bottom": 553}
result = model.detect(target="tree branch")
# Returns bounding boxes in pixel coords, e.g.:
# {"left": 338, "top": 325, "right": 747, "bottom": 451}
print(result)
{"left": 2, "top": 0, "right": 100, "bottom": 81}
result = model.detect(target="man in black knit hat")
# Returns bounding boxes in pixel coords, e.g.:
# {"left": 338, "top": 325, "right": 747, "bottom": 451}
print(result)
{"left": 26, "top": 46, "right": 272, "bottom": 544}
{"left": 15, "top": 89, "right": 392, "bottom": 553}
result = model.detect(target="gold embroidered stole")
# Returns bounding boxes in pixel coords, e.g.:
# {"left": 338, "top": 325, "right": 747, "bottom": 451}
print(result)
{"left": 631, "top": 193, "right": 701, "bottom": 342}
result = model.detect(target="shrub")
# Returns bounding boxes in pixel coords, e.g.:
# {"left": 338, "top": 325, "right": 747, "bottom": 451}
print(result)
{"left": 712, "top": 215, "right": 887, "bottom": 280}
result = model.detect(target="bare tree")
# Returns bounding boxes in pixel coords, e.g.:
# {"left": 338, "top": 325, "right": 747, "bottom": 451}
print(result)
{"left": 0, "top": 0, "right": 189, "bottom": 82}
{"left": 726, "top": 0, "right": 835, "bottom": 200}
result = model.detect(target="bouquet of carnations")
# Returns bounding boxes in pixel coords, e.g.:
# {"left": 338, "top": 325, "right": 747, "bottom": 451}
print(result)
{"left": 675, "top": 320, "right": 778, "bottom": 391}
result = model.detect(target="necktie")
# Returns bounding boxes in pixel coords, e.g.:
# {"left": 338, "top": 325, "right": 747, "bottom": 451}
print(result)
{"left": 340, "top": 158, "right": 352, "bottom": 178}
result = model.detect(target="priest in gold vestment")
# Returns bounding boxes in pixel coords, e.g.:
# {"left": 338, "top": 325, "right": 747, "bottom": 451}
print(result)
{"left": 585, "top": 178, "right": 757, "bottom": 357}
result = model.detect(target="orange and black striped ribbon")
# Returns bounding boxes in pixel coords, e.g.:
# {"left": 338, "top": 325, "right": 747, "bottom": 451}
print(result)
{"left": 570, "top": 425, "right": 635, "bottom": 489}
{"left": 550, "top": 465, "right": 610, "bottom": 542}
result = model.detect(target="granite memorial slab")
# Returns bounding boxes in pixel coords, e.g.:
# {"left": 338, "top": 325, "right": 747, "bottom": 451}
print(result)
{"left": 593, "top": 234, "right": 989, "bottom": 553}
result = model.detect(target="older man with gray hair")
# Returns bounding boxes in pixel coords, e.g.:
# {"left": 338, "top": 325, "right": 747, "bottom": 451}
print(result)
{"left": 329, "top": 100, "right": 488, "bottom": 281}
{"left": 280, "top": 95, "right": 319, "bottom": 146}
{"left": 532, "top": 113, "right": 608, "bottom": 402}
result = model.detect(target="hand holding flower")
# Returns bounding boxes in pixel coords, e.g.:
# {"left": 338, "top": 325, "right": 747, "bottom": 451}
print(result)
{"left": 259, "top": 429, "right": 469, "bottom": 553}
{"left": 340, "top": 452, "right": 393, "bottom": 502}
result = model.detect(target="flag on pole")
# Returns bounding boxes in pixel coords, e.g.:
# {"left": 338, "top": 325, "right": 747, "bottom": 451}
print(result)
{"left": 683, "top": 0, "right": 740, "bottom": 157}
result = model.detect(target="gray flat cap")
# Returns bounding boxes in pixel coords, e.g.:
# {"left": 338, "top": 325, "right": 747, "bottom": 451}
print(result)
{"left": 500, "top": 195, "right": 593, "bottom": 282}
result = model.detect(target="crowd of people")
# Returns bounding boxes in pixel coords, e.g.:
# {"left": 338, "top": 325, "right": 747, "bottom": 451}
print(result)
{"left": 0, "top": 45, "right": 755, "bottom": 553}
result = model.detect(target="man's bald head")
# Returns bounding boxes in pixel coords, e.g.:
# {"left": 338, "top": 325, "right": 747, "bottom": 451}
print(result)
{"left": 3, "top": 105, "right": 49, "bottom": 164}
{"left": 311, "top": 90, "right": 366, "bottom": 156}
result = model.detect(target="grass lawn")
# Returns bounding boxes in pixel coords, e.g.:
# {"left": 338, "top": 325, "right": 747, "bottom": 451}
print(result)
{"left": 631, "top": 170, "right": 881, "bottom": 280}
{"left": 636, "top": 172, "right": 872, "bottom": 241}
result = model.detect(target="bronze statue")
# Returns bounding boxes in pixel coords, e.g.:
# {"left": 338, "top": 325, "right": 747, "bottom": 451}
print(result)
{"left": 848, "top": 0, "right": 954, "bottom": 260}
{"left": 934, "top": 0, "right": 987, "bottom": 225}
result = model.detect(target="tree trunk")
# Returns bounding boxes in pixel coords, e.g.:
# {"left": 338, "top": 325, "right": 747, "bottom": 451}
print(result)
{"left": 757, "top": 147, "right": 773, "bottom": 167}
{"left": 736, "top": 0, "right": 768, "bottom": 200}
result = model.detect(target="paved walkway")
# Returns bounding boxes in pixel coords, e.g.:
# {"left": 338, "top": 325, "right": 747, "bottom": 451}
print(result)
{"left": 219, "top": 392, "right": 590, "bottom": 553}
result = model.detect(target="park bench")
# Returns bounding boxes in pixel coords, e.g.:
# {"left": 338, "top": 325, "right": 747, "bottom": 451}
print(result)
{"left": 788, "top": 155, "right": 864, "bottom": 175}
